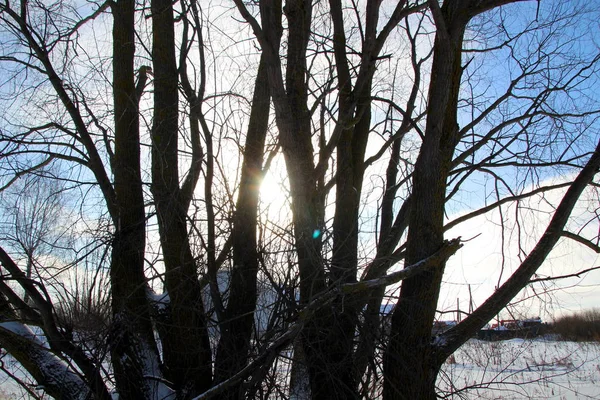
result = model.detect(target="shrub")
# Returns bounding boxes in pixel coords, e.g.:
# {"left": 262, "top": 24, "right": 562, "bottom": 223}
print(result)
{"left": 552, "top": 309, "right": 600, "bottom": 342}
{"left": 53, "top": 276, "right": 111, "bottom": 350}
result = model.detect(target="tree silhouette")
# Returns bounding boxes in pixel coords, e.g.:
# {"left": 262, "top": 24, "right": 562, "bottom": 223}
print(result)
{"left": 0, "top": 0, "right": 599, "bottom": 399}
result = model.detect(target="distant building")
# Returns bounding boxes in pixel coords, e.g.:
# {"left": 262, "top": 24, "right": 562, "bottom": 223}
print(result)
{"left": 432, "top": 320, "right": 457, "bottom": 335}
{"left": 479, "top": 317, "right": 543, "bottom": 340}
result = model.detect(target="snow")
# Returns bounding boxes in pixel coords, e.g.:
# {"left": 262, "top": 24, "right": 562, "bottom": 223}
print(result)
{"left": 439, "top": 338, "right": 600, "bottom": 399}
{"left": 147, "top": 288, "right": 170, "bottom": 311}
{"left": 109, "top": 312, "right": 176, "bottom": 400}
{"left": 0, "top": 321, "right": 89, "bottom": 399}
{"left": 0, "top": 321, "right": 42, "bottom": 342}
{"left": 138, "top": 341, "right": 175, "bottom": 400}
{"left": 1, "top": 332, "right": 599, "bottom": 399}
{"left": 0, "top": 317, "right": 175, "bottom": 400}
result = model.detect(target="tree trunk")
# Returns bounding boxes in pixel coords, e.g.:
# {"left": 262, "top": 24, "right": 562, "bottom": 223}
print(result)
{"left": 0, "top": 317, "right": 89, "bottom": 400}
{"left": 382, "top": 1, "right": 527, "bottom": 397}
{"left": 110, "top": 0, "right": 160, "bottom": 396}
{"left": 383, "top": 2, "right": 467, "bottom": 398}
{"left": 150, "top": 0, "right": 212, "bottom": 394}
{"left": 214, "top": 54, "right": 270, "bottom": 399}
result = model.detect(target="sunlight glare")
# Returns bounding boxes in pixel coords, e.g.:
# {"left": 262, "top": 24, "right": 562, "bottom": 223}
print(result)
{"left": 259, "top": 170, "right": 289, "bottom": 211}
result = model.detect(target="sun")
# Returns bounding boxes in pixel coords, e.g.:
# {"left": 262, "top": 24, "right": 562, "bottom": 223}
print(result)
{"left": 259, "top": 169, "right": 291, "bottom": 218}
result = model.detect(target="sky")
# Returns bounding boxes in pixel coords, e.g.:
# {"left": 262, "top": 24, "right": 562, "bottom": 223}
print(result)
{"left": 442, "top": 180, "right": 600, "bottom": 321}
{"left": 1, "top": 0, "right": 599, "bottom": 327}
{"left": 254, "top": 0, "right": 600, "bottom": 323}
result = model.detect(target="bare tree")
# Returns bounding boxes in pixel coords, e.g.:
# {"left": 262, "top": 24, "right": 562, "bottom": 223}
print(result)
{"left": 0, "top": 172, "right": 67, "bottom": 300}
{"left": 0, "top": 0, "right": 599, "bottom": 399}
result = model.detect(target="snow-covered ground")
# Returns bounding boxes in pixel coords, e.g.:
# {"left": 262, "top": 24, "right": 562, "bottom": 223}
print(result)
{"left": 1, "top": 338, "right": 599, "bottom": 399}
{"left": 0, "top": 351, "right": 43, "bottom": 399}
{"left": 439, "top": 338, "right": 600, "bottom": 399}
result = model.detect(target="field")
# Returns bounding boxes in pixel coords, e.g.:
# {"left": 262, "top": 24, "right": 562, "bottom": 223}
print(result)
{"left": 439, "top": 338, "right": 600, "bottom": 399}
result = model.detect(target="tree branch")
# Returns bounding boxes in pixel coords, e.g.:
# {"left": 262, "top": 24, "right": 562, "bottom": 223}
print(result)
{"left": 528, "top": 266, "right": 600, "bottom": 283}
{"left": 439, "top": 137, "right": 600, "bottom": 359}
{"left": 560, "top": 230, "right": 600, "bottom": 254}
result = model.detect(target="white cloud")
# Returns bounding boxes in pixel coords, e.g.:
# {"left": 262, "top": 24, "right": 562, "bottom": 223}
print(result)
{"left": 441, "top": 178, "right": 600, "bottom": 320}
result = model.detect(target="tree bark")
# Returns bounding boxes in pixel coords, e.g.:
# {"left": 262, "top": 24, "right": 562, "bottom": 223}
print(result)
{"left": 0, "top": 320, "right": 89, "bottom": 400}
{"left": 383, "top": 1, "right": 528, "bottom": 398}
{"left": 110, "top": 0, "right": 161, "bottom": 396}
{"left": 383, "top": 2, "right": 467, "bottom": 398}
{"left": 150, "top": 0, "right": 212, "bottom": 394}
